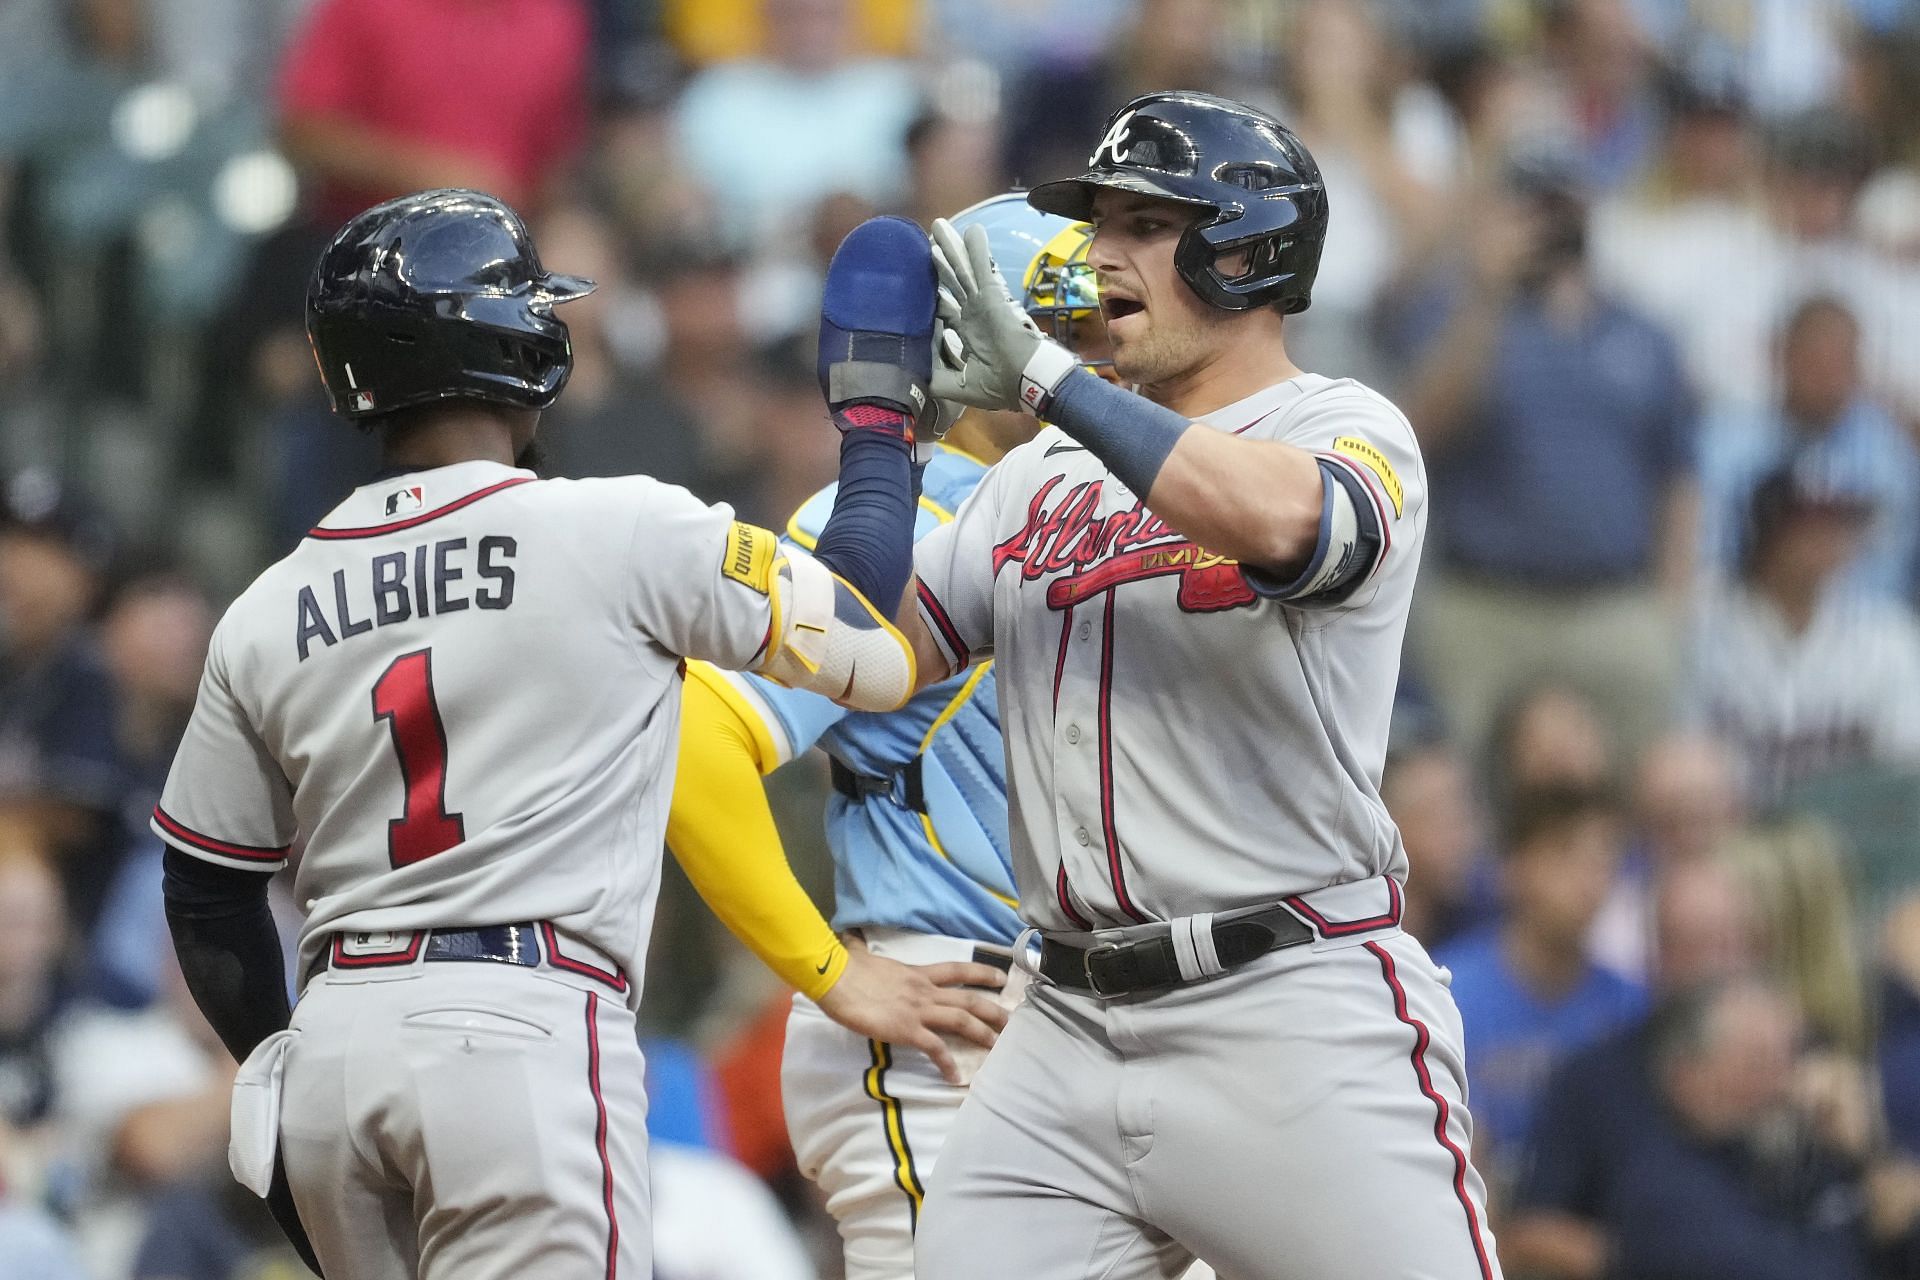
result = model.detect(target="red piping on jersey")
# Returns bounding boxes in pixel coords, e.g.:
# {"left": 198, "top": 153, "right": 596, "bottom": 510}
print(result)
{"left": 1366, "top": 941, "right": 1496, "bottom": 1280}
{"left": 306, "top": 477, "right": 535, "bottom": 540}
{"left": 916, "top": 581, "right": 969, "bottom": 668}
{"left": 1319, "top": 452, "right": 1392, "bottom": 572}
{"left": 1055, "top": 864, "right": 1094, "bottom": 931}
{"left": 1284, "top": 877, "right": 1403, "bottom": 938}
{"left": 540, "top": 922, "right": 629, "bottom": 993}
{"left": 152, "top": 806, "right": 289, "bottom": 863}
{"left": 328, "top": 931, "right": 425, "bottom": 968}
{"left": 1051, "top": 604, "right": 1073, "bottom": 713}
{"left": 1096, "top": 592, "right": 1148, "bottom": 924}
{"left": 585, "top": 993, "right": 621, "bottom": 1280}
{"left": 1230, "top": 404, "right": 1289, "bottom": 436}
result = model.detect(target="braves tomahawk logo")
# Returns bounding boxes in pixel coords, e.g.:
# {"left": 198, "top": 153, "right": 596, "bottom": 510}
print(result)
{"left": 992, "top": 475, "right": 1256, "bottom": 612}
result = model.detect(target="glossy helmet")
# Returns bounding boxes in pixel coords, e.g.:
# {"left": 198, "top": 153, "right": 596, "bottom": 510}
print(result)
{"left": 946, "top": 192, "right": 1107, "bottom": 368}
{"left": 306, "top": 189, "right": 596, "bottom": 422}
{"left": 1028, "top": 90, "right": 1328, "bottom": 314}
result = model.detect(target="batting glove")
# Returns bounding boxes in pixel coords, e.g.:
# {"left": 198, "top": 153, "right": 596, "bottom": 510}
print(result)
{"left": 818, "top": 215, "right": 936, "bottom": 443}
{"left": 930, "top": 218, "right": 1080, "bottom": 417}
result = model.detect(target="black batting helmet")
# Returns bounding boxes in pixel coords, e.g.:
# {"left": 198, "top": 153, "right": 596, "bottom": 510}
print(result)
{"left": 1028, "top": 91, "right": 1328, "bottom": 314}
{"left": 306, "top": 189, "right": 596, "bottom": 422}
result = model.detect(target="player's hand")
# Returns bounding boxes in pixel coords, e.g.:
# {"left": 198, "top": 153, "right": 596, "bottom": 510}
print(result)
{"left": 815, "top": 938, "right": 1011, "bottom": 1085}
{"left": 930, "top": 218, "right": 1077, "bottom": 417}
{"left": 927, "top": 319, "right": 969, "bottom": 437}
{"left": 818, "top": 215, "right": 937, "bottom": 442}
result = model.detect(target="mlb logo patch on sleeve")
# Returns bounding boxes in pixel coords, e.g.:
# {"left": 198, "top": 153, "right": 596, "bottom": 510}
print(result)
{"left": 385, "top": 485, "right": 425, "bottom": 517}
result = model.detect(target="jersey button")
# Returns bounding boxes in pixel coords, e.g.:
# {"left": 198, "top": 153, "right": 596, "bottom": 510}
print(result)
{"left": 1078, "top": 620, "right": 1091, "bottom": 640}
{"left": 1075, "top": 827, "right": 1091, "bottom": 846}
{"left": 1065, "top": 724, "right": 1081, "bottom": 744}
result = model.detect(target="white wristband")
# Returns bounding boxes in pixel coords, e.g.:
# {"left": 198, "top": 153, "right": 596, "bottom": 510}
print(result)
{"left": 1016, "top": 341, "right": 1080, "bottom": 417}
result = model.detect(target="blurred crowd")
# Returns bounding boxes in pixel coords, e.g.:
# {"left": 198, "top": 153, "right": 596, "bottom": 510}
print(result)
{"left": 5, "top": 0, "right": 1920, "bottom": 1276}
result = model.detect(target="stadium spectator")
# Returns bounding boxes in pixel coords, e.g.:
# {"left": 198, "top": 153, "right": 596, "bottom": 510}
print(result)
{"left": 1436, "top": 783, "right": 1646, "bottom": 1189}
{"left": 536, "top": 206, "right": 744, "bottom": 496}
{"left": 1380, "top": 735, "right": 1489, "bottom": 950}
{"left": 1718, "top": 818, "right": 1874, "bottom": 1058}
{"left": 88, "top": 575, "right": 215, "bottom": 1008}
{"left": 904, "top": 90, "right": 1009, "bottom": 237}
{"left": 0, "top": 472, "right": 123, "bottom": 930}
{"left": 130, "top": 1174, "right": 308, "bottom": 1280}
{"left": 1697, "top": 296, "right": 1920, "bottom": 599}
{"left": 673, "top": 0, "right": 918, "bottom": 245}
{"left": 651, "top": 1140, "right": 818, "bottom": 1280}
{"left": 0, "top": 825, "right": 70, "bottom": 1173}
{"left": 1590, "top": 731, "right": 1748, "bottom": 981}
{"left": 1528, "top": 0, "right": 1663, "bottom": 192}
{"left": 0, "top": 1190, "right": 88, "bottom": 1280}
{"left": 51, "top": 971, "right": 235, "bottom": 1274}
{"left": 1486, "top": 681, "right": 1615, "bottom": 808}
{"left": 1504, "top": 855, "right": 1767, "bottom": 1276}
{"left": 1394, "top": 145, "right": 1697, "bottom": 762}
{"left": 277, "top": 0, "right": 591, "bottom": 228}
{"left": 1882, "top": 892, "right": 1920, "bottom": 1160}
{"left": 1282, "top": 0, "right": 1455, "bottom": 385}
{"left": 1690, "top": 460, "right": 1920, "bottom": 805}
{"left": 1554, "top": 978, "right": 1919, "bottom": 1279}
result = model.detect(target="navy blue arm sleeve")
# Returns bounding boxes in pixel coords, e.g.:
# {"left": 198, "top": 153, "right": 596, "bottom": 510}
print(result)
{"left": 162, "top": 846, "right": 291, "bottom": 1063}
{"left": 810, "top": 428, "right": 919, "bottom": 610}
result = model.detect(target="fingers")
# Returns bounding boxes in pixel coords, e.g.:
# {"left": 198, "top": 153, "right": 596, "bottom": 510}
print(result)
{"left": 930, "top": 219, "right": 975, "bottom": 294}
{"left": 936, "top": 285, "right": 964, "bottom": 324}
{"left": 935, "top": 987, "right": 1011, "bottom": 1031}
{"left": 934, "top": 248, "right": 968, "bottom": 312}
{"left": 912, "top": 1030, "right": 964, "bottom": 1086}
{"left": 936, "top": 324, "right": 966, "bottom": 369}
{"left": 927, "top": 1003, "right": 1001, "bottom": 1053}
{"left": 964, "top": 224, "right": 1008, "bottom": 301}
{"left": 917, "top": 960, "right": 1008, "bottom": 990}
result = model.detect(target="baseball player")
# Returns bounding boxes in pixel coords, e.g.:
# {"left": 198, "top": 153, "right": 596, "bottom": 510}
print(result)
{"left": 153, "top": 190, "right": 962, "bottom": 1279}
{"left": 894, "top": 92, "right": 1504, "bottom": 1279}
{"left": 667, "top": 193, "right": 1104, "bottom": 1280}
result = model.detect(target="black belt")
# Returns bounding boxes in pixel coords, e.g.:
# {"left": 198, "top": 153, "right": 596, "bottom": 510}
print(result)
{"left": 830, "top": 757, "right": 925, "bottom": 812}
{"left": 1039, "top": 905, "right": 1314, "bottom": 997}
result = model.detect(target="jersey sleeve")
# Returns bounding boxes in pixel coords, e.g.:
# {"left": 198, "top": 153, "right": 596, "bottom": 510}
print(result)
{"left": 626, "top": 481, "right": 779, "bottom": 671}
{"left": 1245, "top": 386, "right": 1426, "bottom": 609}
{"left": 668, "top": 668, "right": 847, "bottom": 1000}
{"left": 911, "top": 455, "right": 1012, "bottom": 673}
{"left": 151, "top": 622, "right": 296, "bottom": 872}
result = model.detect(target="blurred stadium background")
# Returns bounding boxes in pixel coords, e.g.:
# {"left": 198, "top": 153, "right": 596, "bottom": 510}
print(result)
{"left": 5, "top": 0, "right": 1920, "bottom": 1276}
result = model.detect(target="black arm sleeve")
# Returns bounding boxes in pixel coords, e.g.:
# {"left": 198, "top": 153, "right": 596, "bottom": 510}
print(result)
{"left": 162, "top": 845, "right": 292, "bottom": 1063}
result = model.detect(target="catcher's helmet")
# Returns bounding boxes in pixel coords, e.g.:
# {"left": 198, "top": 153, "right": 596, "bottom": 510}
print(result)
{"left": 306, "top": 189, "right": 596, "bottom": 421}
{"left": 1028, "top": 90, "right": 1328, "bottom": 314}
{"left": 946, "top": 192, "right": 1106, "bottom": 366}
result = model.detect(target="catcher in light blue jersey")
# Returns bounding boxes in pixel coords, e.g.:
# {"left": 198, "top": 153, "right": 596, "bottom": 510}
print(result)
{"left": 667, "top": 193, "right": 1107, "bottom": 1280}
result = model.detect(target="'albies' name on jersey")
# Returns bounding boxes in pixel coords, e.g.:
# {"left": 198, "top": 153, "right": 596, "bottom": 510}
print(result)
{"left": 296, "top": 534, "right": 518, "bottom": 661}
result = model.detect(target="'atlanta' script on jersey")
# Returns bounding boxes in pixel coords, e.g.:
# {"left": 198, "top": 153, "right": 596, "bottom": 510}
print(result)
{"left": 989, "top": 475, "right": 1256, "bottom": 613}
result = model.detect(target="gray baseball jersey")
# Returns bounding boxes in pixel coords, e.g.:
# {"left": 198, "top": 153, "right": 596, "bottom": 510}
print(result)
{"left": 153, "top": 458, "right": 785, "bottom": 993}
{"left": 912, "top": 374, "right": 1426, "bottom": 926}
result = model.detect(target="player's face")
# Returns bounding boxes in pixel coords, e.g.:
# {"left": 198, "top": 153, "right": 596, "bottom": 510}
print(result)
{"left": 1086, "top": 190, "right": 1233, "bottom": 388}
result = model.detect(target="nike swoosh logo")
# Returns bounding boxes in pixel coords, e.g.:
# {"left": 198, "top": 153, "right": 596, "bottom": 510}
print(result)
{"left": 815, "top": 956, "right": 834, "bottom": 974}
{"left": 1044, "top": 442, "right": 1086, "bottom": 458}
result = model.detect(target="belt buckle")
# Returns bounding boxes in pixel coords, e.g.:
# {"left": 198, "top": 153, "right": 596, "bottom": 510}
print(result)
{"left": 1082, "top": 943, "right": 1125, "bottom": 997}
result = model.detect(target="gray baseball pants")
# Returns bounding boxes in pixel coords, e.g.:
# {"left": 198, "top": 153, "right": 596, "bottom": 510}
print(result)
{"left": 916, "top": 927, "right": 1501, "bottom": 1280}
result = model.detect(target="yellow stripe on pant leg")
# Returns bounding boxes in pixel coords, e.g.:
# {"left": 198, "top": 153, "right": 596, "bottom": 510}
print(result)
{"left": 864, "top": 1040, "right": 926, "bottom": 1228}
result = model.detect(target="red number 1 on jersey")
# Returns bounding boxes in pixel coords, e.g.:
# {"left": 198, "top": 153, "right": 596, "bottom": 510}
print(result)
{"left": 372, "top": 648, "right": 465, "bottom": 866}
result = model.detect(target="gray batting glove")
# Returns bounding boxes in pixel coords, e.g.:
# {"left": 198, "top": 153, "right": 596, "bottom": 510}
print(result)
{"left": 930, "top": 218, "right": 1081, "bottom": 417}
